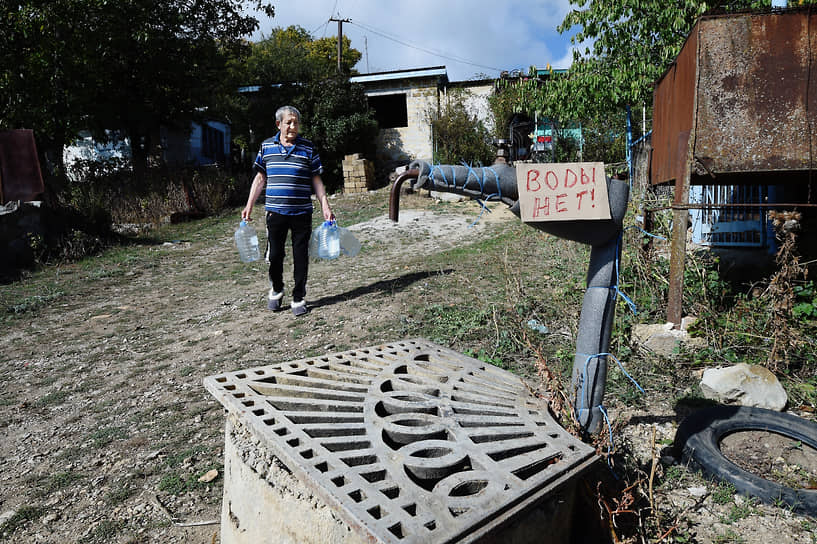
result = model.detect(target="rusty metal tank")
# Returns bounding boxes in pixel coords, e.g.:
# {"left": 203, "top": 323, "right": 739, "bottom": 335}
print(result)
{"left": 651, "top": 8, "right": 817, "bottom": 186}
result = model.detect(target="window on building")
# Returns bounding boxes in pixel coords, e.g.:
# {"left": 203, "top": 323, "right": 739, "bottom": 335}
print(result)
{"left": 368, "top": 94, "right": 408, "bottom": 129}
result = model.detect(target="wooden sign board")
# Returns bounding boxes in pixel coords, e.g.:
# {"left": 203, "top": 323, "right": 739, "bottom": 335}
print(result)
{"left": 516, "top": 162, "right": 610, "bottom": 222}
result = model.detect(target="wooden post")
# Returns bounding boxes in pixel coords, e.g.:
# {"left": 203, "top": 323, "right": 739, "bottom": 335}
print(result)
{"left": 667, "top": 131, "right": 692, "bottom": 327}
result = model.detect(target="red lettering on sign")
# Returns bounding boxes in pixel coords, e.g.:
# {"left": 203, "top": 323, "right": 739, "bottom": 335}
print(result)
{"left": 545, "top": 170, "right": 559, "bottom": 191}
{"left": 576, "top": 190, "right": 588, "bottom": 210}
{"left": 580, "top": 167, "right": 592, "bottom": 185}
{"left": 556, "top": 194, "right": 568, "bottom": 213}
{"left": 591, "top": 188, "right": 595, "bottom": 208}
{"left": 526, "top": 170, "right": 541, "bottom": 191}
{"left": 564, "top": 168, "right": 577, "bottom": 189}
{"left": 533, "top": 196, "right": 550, "bottom": 217}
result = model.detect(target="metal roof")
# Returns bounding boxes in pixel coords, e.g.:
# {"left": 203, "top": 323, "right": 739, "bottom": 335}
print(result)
{"left": 351, "top": 67, "right": 448, "bottom": 84}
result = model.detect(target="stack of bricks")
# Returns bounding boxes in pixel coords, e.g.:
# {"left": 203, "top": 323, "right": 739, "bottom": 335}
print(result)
{"left": 341, "top": 153, "right": 375, "bottom": 194}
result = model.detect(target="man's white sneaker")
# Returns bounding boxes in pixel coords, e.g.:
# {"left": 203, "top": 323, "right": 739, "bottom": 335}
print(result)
{"left": 291, "top": 299, "right": 308, "bottom": 316}
{"left": 267, "top": 290, "right": 284, "bottom": 311}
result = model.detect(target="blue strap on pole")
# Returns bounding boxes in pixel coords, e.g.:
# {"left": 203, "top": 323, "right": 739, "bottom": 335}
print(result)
{"left": 469, "top": 200, "right": 492, "bottom": 228}
{"left": 598, "top": 405, "right": 617, "bottom": 473}
{"left": 454, "top": 163, "right": 502, "bottom": 228}
{"left": 587, "top": 232, "right": 638, "bottom": 315}
{"left": 575, "top": 351, "right": 645, "bottom": 473}
{"left": 429, "top": 163, "right": 450, "bottom": 188}
{"left": 626, "top": 105, "right": 634, "bottom": 192}
{"left": 612, "top": 232, "right": 639, "bottom": 315}
{"left": 576, "top": 352, "right": 645, "bottom": 416}
{"left": 630, "top": 129, "right": 652, "bottom": 148}
{"left": 626, "top": 224, "right": 667, "bottom": 241}
{"left": 462, "top": 162, "right": 478, "bottom": 193}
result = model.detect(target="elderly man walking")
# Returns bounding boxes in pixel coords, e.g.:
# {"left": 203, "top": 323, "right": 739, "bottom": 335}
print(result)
{"left": 241, "top": 105, "right": 334, "bottom": 316}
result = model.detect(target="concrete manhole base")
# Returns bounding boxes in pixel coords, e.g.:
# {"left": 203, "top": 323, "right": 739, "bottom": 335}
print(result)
{"left": 206, "top": 339, "right": 599, "bottom": 543}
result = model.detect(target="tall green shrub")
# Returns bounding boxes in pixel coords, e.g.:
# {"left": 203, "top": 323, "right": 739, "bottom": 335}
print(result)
{"left": 429, "top": 91, "right": 494, "bottom": 166}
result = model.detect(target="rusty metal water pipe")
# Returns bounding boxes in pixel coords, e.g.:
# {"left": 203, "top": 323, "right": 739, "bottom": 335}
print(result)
{"left": 389, "top": 159, "right": 630, "bottom": 435}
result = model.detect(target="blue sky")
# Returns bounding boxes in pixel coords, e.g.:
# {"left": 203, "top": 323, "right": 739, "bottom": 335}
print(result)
{"left": 250, "top": 0, "right": 580, "bottom": 82}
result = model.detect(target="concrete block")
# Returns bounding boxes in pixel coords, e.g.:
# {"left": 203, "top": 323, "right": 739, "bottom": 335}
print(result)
{"left": 221, "top": 415, "right": 367, "bottom": 544}
{"left": 632, "top": 321, "right": 706, "bottom": 357}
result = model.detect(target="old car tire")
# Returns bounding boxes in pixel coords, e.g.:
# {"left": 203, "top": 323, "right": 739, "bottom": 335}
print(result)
{"left": 675, "top": 405, "right": 817, "bottom": 515}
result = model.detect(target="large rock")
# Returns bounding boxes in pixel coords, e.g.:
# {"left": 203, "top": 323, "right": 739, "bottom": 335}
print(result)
{"left": 699, "top": 363, "right": 788, "bottom": 411}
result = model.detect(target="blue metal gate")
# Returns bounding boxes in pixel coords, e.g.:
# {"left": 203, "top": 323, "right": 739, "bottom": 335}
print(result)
{"left": 690, "top": 185, "right": 767, "bottom": 247}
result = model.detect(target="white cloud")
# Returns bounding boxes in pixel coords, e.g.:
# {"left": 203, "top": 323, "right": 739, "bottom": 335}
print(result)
{"left": 252, "top": 0, "right": 576, "bottom": 81}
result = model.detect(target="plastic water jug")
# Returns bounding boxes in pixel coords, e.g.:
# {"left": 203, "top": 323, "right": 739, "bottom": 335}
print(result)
{"left": 234, "top": 220, "right": 260, "bottom": 263}
{"left": 316, "top": 220, "right": 340, "bottom": 260}
{"left": 338, "top": 226, "right": 361, "bottom": 257}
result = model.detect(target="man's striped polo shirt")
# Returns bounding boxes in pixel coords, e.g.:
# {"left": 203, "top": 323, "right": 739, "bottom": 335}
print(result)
{"left": 254, "top": 133, "right": 323, "bottom": 215}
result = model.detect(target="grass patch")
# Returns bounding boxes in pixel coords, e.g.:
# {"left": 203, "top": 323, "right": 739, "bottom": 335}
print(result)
{"left": 157, "top": 473, "right": 194, "bottom": 495}
{"left": 33, "top": 388, "right": 72, "bottom": 408}
{"left": 0, "top": 505, "right": 45, "bottom": 536}
{"left": 721, "top": 499, "right": 758, "bottom": 524}
{"left": 38, "top": 471, "right": 85, "bottom": 496}
{"left": 105, "top": 482, "right": 139, "bottom": 506}
{"left": 157, "top": 464, "right": 221, "bottom": 496}
{"left": 4, "top": 289, "right": 65, "bottom": 316}
{"left": 78, "top": 519, "right": 126, "bottom": 543}
{"left": 89, "top": 426, "right": 128, "bottom": 448}
{"left": 711, "top": 481, "right": 737, "bottom": 505}
{"left": 713, "top": 528, "right": 746, "bottom": 544}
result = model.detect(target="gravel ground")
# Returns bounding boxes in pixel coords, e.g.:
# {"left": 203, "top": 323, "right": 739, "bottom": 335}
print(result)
{"left": 1, "top": 191, "right": 815, "bottom": 543}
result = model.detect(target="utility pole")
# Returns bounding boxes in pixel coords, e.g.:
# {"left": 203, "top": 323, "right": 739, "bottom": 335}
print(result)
{"left": 329, "top": 16, "right": 351, "bottom": 73}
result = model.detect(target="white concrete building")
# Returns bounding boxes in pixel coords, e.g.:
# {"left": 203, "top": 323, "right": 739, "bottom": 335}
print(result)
{"left": 351, "top": 67, "right": 495, "bottom": 163}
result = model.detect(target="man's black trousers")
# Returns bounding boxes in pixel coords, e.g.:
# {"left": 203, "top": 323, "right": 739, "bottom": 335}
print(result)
{"left": 266, "top": 211, "right": 311, "bottom": 303}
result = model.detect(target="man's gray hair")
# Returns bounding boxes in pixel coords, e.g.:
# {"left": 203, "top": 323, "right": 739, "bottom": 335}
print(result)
{"left": 275, "top": 105, "right": 301, "bottom": 123}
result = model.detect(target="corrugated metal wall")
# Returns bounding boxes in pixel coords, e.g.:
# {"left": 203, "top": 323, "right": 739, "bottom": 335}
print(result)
{"left": 650, "top": 24, "right": 699, "bottom": 186}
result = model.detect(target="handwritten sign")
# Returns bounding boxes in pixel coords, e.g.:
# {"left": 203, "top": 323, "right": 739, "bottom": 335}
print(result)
{"left": 516, "top": 162, "right": 611, "bottom": 222}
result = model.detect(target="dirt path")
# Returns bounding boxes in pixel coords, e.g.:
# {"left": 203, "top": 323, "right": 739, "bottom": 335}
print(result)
{"left": 0, "top": 199, "right": 517, "bottom": 543}
{"left": 1, "top": 193, "right": 815, "bottom": 543}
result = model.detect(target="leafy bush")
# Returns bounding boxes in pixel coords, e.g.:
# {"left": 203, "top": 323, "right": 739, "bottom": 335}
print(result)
{"left": 300, "top": 77, "right": 379, "bottom": 192}
{"left": 231, "top": 77, "right": 378, "bottom": 194}
{"left": 64, "top": 163, "right": 244, "bottom": 223}
{"left": 428, "top": 91, "right": 495, "bottom": 167}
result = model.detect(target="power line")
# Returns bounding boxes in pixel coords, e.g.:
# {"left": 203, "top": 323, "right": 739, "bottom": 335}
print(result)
{"left": 311, "top": 20, "right": 330, "bottom": 37}
{"left": 310, "top": 0, "right": 338, "bottom": 37}
{"left": 348, "top": 20, "right": 504, "bottom": 73}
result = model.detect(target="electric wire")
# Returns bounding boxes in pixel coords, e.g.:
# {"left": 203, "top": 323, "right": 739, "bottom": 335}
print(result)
{"left": 348, "top": 20, "right": 504, "bottom": 73}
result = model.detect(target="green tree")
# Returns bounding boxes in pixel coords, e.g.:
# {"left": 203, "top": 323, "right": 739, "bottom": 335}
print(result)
{"left": 243, "top": 26, "right": 317, "bottom": 84}
{"left": 307, "top": 35, "right": 361, "bottom": 76}
{"left": 0, "top": 0, "right": 274, "bottom": 177}
{"left": 490, "top": 73, "right": 585, "bottom": 163}
{"left": 429, "top": 91, "right": 495, "bottom": 166}
{"left": 579, "top": 113, "right": 628, "bottom": 165}
{"left": 300, "top": 77, "right": 378, "bottom": 192}
{"left": 489, "top": 2, "right": 797, "bottom": 166}
{"left": 0, "top": 1, "right": 97, "bottom": 172}
{"left": 552, "top": 0, "right": 772, "bottom": 119}
{"left": 227, "top": 26, "right": 375, "bottom": 192}
{"left": 242, "top": 26, "right": 360, "bottom": 85}
{"left": 234, "top": 77, "right": 377, "bottom": 192}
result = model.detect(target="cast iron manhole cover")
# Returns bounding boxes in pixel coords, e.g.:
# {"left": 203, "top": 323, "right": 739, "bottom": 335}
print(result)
{"left": 205, "top": 338, "right": 596, "bottom": 543}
